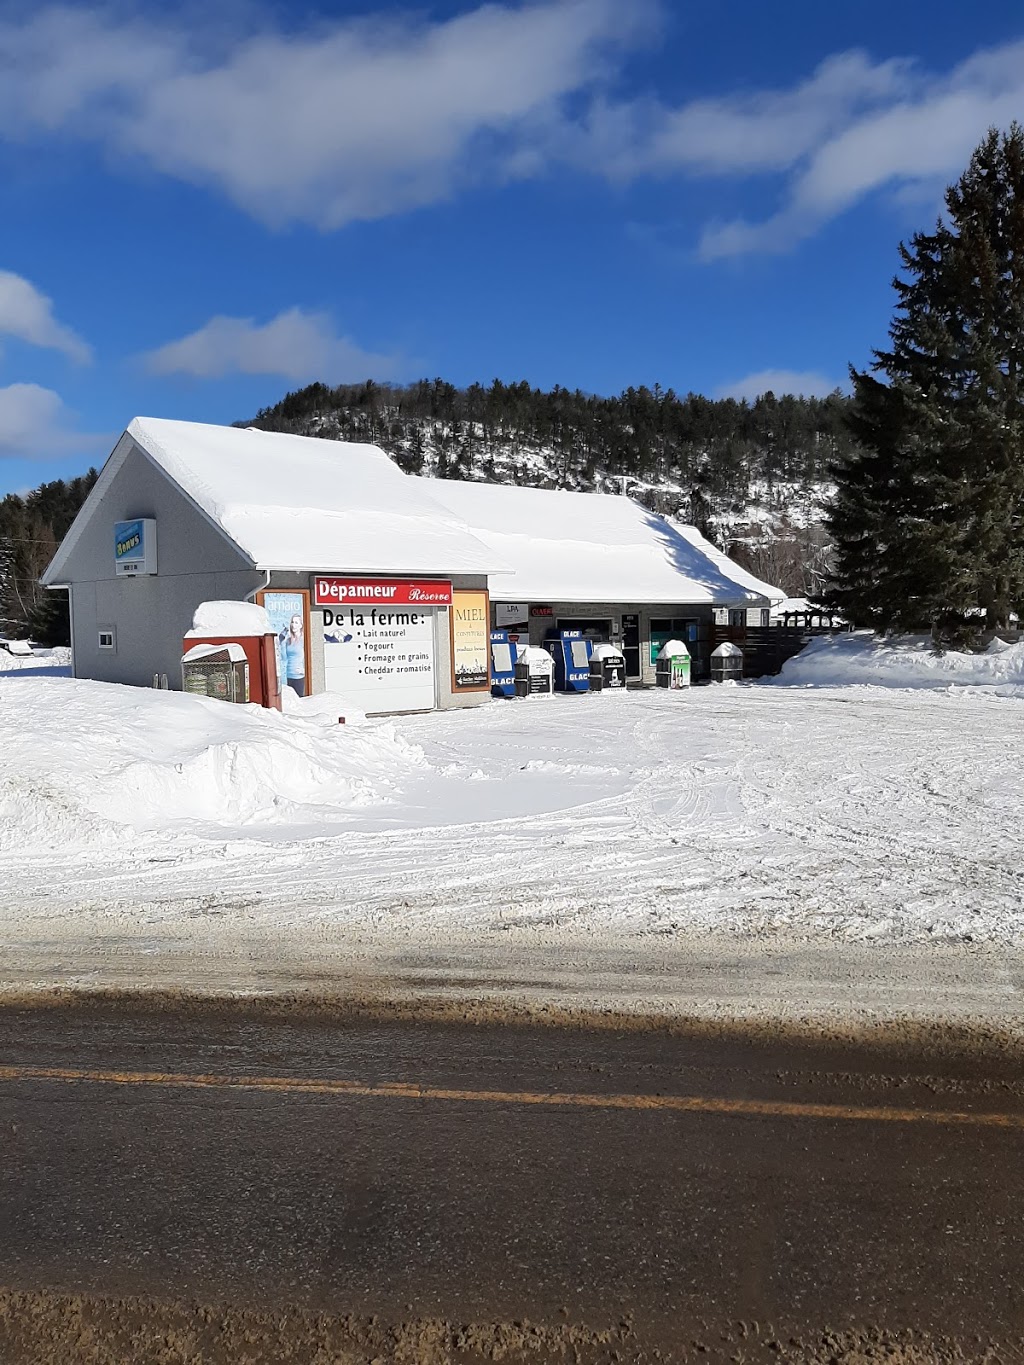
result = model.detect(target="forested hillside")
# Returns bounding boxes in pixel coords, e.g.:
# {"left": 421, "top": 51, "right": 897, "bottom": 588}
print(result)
{"left": 247, "top": 379, "right": 857, "bottom": 594}
{"left": 0, "top": 472, "right": 97, "bottom": 644}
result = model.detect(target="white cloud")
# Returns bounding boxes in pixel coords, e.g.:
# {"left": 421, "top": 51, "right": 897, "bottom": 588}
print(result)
{"left": 142, "top": 308, "right": 405, "bottom": 382}
{"left": 692, "top": 40, "right": 1024, "bottom": 260}
{"left": 0, "top": 271, "right": 91, "bottom": 363}
{"left": 0, "top": 6, "right": 1021, "bottom": 254}
{"left": 0, "top": 0, "right": 658, "bottom": 229}
{"left": 0, "top": 383, "right": 102, "bottom": 459}
{"left": 593, "top": 51, "right": 912, "bottom": 181}
{"left": 715, "top": 369, "right": 844, "bottom": 402}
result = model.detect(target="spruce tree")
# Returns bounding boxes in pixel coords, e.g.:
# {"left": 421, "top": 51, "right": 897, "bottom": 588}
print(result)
{"left": 825, "top": 125, "right": 1024, "bottom": 644}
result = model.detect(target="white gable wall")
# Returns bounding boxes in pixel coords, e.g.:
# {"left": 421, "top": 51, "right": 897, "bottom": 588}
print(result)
{"left": 54, "top": 442, "right": 263, "bottom": 687}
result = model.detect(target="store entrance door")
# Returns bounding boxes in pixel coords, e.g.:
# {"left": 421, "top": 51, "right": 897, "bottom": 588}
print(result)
{"left": 622, "top": 614, "right": 641, "bottom": 678}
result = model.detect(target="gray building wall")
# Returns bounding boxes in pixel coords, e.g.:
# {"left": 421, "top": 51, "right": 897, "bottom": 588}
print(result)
{"left": 60, "top": 443, "right": 263, "bottom": 688}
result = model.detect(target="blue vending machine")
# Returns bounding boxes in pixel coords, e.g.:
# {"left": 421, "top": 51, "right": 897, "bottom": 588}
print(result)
{"left": 490, "top": 629, "right": 517, "bottom": 698}
{"left": 547, "top": 630, "right": 593, "bottom": 693}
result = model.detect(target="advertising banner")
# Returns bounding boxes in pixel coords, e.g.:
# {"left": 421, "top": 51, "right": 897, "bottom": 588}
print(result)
{"left": 258, "top": 589, "right": 311, "bottom": 697}
{"left": 450, "top": 589, "right": 490, "bottom": 691}
{"left": 313, "top": 577, "right": 452, "bottom": 607}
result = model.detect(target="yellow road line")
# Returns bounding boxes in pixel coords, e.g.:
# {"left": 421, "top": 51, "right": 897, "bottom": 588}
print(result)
{"left": 0, "top": 1064, "right": 1021, "bottom": 1129}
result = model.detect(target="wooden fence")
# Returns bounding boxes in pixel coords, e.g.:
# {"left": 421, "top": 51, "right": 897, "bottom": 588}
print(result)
{"left": 712, "top": 625, "right": 836, "bottom": 679}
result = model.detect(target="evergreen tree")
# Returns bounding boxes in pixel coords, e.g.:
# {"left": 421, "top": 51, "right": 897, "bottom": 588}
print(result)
{"left": 27, "top": 587, "right": 71, "bottom": 647}
{"left": 825, "top": 125, "right": 1024, "bottom": 643}
{"left": 0, "top": 472, "right": 96, "bottom": 638}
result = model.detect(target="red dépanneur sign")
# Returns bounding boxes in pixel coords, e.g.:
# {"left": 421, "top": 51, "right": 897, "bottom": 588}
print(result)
{"left": 312, "top": 577, "right": 453, "bottom": 607}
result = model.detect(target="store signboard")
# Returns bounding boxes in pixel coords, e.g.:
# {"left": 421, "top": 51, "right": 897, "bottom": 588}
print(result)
{"left": 313, "top": 577, "right": 452, "bottom": 607}
{"left": 114, "top": 518, "right": 158, "bottom": 576}
{"left": 323, "top": 605, "right": 436, "bottom": 713}
{"left": 450, "top": 589, "right": 490, "bottom": 691}
{"left": 495, "top": 602, "right": 528, "bottom": 628}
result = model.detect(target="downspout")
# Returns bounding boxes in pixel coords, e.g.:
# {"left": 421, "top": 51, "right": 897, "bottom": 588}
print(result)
{"left": 246, "top": 569, "right": 271, "bottom": 602}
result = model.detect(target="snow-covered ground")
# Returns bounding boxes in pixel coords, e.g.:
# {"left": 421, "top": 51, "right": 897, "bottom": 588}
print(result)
{"left": 2, "top": 640, "right": 1024, "bottom": 959}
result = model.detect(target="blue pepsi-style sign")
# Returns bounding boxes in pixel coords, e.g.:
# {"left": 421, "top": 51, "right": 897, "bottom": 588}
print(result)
{"left": 114, "top": 518, "right": 158, "bottom": 575}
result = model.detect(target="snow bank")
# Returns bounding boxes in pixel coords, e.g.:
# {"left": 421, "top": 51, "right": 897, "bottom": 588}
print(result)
{"left": 187, "top": 600, "right": 270, "bottom": 636}
{"left": 777, "top": 632, "right": 1024, "bottom": 691}
{"left": 0, "top": 677, "right": 426, "bottom": 851}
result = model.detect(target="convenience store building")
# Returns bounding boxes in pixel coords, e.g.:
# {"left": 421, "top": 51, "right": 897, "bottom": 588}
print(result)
{"left": 44, "top": 418, "right": 782, "bottom": 708}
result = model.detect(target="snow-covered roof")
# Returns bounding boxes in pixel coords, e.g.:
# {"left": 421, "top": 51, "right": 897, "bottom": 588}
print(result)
{"left": 672, "top": 525, "right": 784, "bottom": 604}
{"left": 419, "top": 480, "right": 783, "bottom": 606}
{"left": 46, "top": 418, "right": 504, "bottom": 581}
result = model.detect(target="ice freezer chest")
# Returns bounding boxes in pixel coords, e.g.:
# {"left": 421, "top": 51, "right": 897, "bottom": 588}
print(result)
{"left": 547, "top": 630, "right": 593, "bottom": 693}
{"left": 490, "top": 629, "right": 517, "bottom": 698}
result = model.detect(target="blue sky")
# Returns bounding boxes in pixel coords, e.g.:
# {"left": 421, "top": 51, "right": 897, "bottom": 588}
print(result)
{"left": 2, "top": 0, "right": 1024, "bottom": 494}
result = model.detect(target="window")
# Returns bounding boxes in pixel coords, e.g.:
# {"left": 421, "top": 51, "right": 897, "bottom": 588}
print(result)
{"left": 98, "top": 629, "right": 115, "bottom": 651}
{"left": 761, "top": 609, "right": 770, "bottom": 627}
{"left": 649, "top": 617, "right": 700, "bottom": 665}
{"left": 728, "top": 610, "right": 746, "bottom": 627}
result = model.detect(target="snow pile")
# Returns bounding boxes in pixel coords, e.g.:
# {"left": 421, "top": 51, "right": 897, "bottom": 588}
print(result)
{"left": 187, "top": 600, "right": 270, "bottom": 636}
{"left": 777, "top": 632, "right": 1024, "bottom": 692}
{"left": 0, "top": 677, "right": 426, "bottom": 850}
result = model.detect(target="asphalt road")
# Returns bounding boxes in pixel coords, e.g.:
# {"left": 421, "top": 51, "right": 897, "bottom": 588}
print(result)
{"left": 1, "top": 998, "right": 1023, "bottom": 1364}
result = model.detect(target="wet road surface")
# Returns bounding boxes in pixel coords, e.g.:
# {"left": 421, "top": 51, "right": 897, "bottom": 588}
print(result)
{"left": 0, "top": 997, "right": 1023, "bottom": 1363}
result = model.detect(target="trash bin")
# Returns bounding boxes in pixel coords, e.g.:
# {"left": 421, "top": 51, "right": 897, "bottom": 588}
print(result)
{"left": 181, "top": 643, "right": 250, "bottom": 702}
{"left": 589, "top": 643, "right": 627, "bottom": 691}
{"left": 711, "top": 641, "right": 744, "bottom": 683}
{"left": 655, "top": 640, "right": 691, "bottom": 689}
{"left": 514, "top": 646, "right": 555, "bottom": 697}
